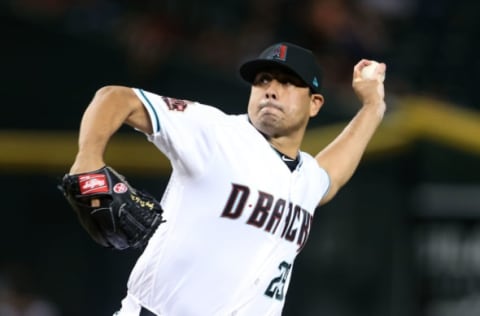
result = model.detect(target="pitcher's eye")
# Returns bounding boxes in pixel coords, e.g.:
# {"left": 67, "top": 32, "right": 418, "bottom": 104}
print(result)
{"left": 253, "top": 73, "right": 273, "bottom": 85}
{"left": 277, "top": 77, "right": 291, "bottom": 85}
{"left": 277, "top": 74, "right": 307, "bottom": 87}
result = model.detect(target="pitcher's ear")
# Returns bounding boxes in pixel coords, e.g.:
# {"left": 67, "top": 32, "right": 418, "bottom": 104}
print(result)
{"left": 310, "top": 94, "right": 324, "bottom": 117}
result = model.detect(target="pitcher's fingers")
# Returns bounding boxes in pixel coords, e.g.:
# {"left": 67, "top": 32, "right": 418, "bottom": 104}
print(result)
{"left": 353, "top": 59, "right": 372, "bottom": 79}
{"left": 91, "top": 198, "right": 100, "bottom": 207}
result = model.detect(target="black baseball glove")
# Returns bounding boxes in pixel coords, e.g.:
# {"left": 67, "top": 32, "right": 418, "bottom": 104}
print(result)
{"left": 59, "top": 166, "right": 165, "bottom": 250}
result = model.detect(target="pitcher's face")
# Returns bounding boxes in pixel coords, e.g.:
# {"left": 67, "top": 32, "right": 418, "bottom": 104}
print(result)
{"left": 248, "top": 69, "right": 322, "bottom": 137}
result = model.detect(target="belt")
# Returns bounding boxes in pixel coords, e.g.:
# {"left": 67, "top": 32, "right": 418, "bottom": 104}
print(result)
{"left": 140, "top": 307, "right": 156, "bottom": 316}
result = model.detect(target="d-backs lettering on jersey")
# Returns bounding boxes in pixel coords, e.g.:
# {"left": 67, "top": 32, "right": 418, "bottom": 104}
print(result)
{"left": 221, "top": 183, "right": 312, "bottom": 253}
{"left": 129, "top": 88, "right": 331, "bottom": 316}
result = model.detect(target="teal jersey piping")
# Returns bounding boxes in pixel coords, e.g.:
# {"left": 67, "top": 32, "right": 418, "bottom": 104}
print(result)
{"left": 138, "top": 89, "right": 161, "bottom": 133}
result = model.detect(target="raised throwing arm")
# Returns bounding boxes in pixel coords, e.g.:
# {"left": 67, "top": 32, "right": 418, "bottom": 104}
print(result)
{"left": 316, "top": 59, "right": 387, "bottom": 205}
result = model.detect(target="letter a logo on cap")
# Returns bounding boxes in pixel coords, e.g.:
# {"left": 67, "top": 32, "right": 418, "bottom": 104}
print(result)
{"left": 271, "top": 44, "right": 288, "bottom": 61}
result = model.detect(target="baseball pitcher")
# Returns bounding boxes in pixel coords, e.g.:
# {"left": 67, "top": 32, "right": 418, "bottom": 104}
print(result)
{"left": 60, "top": 42, "right": 386, "bottom": 316}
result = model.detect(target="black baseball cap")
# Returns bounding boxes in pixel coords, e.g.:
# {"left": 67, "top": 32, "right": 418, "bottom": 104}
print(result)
{"left": 239, "top": 42, "right": 323, "bottom": 93}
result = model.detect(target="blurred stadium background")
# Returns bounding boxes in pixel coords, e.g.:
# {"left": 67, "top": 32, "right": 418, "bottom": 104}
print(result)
{"left": 1, "top": 0, "right": 479, "bottom": 315}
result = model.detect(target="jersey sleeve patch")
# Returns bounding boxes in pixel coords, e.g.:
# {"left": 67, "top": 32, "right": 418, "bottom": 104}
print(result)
{"left": 161, "top": 97, "right": 192, "bottom": 112}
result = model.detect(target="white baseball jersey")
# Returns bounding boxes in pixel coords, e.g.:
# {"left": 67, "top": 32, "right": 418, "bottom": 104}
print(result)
{"left": 118, "top": 88, "right": 331, "bottom": 316}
